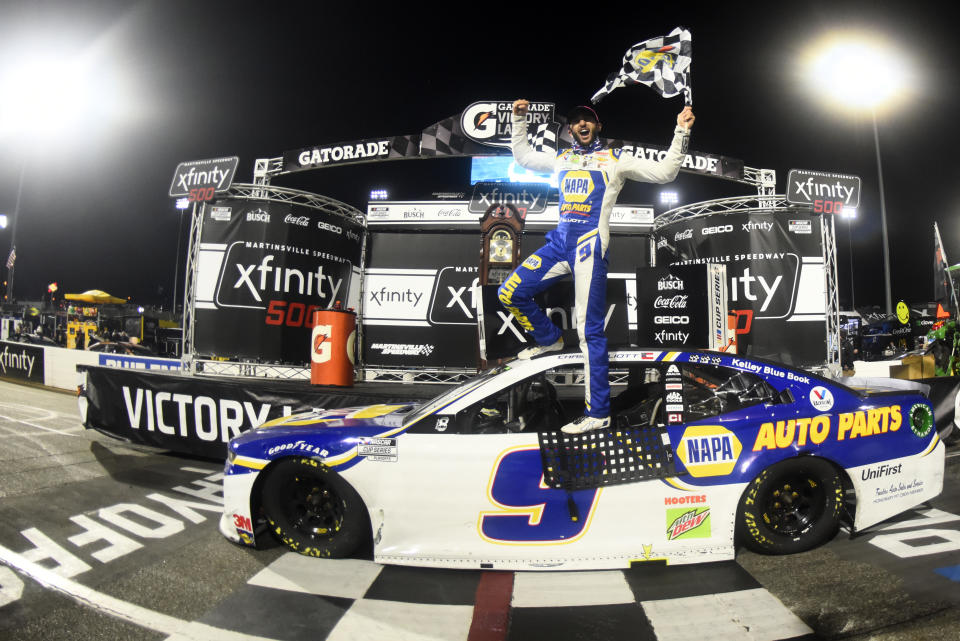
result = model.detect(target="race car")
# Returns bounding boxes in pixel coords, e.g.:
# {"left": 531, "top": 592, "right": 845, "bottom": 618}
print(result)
{"left": 219, "top": 348, "right": 945, "bottom": 571}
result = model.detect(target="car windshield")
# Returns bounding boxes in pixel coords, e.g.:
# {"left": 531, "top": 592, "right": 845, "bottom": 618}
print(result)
{"left": 403, "top": 364, "right": 510, "bottom": 426}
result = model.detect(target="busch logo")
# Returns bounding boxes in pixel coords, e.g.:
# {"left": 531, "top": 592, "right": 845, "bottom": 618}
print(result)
{"left": 654, "top": 294, "right": 688, "bottom": 309}
{"left": 246, "top": 209, "right": 270, "bottom": 223}
{"left": 658, "top": 275, "right": 685, "bottom": 291}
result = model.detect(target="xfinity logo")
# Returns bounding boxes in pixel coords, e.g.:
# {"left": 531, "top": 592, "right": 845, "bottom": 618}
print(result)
{"left": 674, "top": 229, "right": 693, "bottom": 241}
{"left": 230, "top": 256, "right": 342, "bottom": 304}
{"left": 169, "top": 156, "right": 238, "bottom": 197}
{"left": 429, "top": 267, "right": 479, "bottom": 325}
{"left": 742, "top": 221, "right": 773, "bottom": 233}
{"left": 284, "top": 215, "right": 310, "bottom": 227}
{"left": 469, "top": 182, "right": 549, "bottom": 214}
{"left": 370, "top": 287, "right": 423, "bottom": 307}
{"left": 701, "top": 225, "right": 732, "bottom": 236}
{"left": 730, "top": 267, "right": 783, "bottom": 314}
{"left": 346, "top": 229, "right": 361, "bottom": 242}
{"left": 246, "top": 209, "right": 270, "bottom": 223}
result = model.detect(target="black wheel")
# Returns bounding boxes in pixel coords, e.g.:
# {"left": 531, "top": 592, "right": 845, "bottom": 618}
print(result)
{"left": 261, "top": 457, "right": 369, "bottom": 558}
{"left": 736, "top": 457, "right": 843, "bottom": 555}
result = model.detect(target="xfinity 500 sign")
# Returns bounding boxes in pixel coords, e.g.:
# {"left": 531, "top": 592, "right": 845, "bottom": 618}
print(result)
{"left": 786, "top": 168, "right": 861, "bottom": 214}
{"left": 193, "top": 200, "right": 363, "bottom": 364}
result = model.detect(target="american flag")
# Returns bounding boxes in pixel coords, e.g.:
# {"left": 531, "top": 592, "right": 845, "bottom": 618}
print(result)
{"left": 5, "top": 247, "right": 15, "bottom": 269}
{"left": 591, "top": 27, "right": 692, "bottom": 105}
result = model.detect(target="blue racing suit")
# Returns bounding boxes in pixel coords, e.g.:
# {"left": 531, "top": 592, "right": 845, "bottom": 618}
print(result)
{"left": 499, "top": 113, "right": 689, "bottom": 418}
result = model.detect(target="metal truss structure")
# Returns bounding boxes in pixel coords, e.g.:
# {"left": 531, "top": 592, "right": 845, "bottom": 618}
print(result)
{"left": 653, "top": 194, "right": 841, "bottom": 371}
{"left": 180, "top": 184, "right": 365, "bottom": 376}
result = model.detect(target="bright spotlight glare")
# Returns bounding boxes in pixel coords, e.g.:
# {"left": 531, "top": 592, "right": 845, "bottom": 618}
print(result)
{"left": 0, "top": 215, "right": 7, "bottom": 229}
{"left": 805, "top": 33, "right": 912, "bottom": 112}
{"left": 841, "top": 207, "right": 857, "bottom": 220}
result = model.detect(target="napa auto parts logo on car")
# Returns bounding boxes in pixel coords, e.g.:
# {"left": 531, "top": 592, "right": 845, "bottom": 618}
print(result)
{"left": 461, "top": 101, "right": 555, "bottom": 148}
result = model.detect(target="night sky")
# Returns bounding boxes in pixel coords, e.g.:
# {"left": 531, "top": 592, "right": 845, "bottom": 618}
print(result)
{"left": 0, "top": 0, "right": 957, "bottom": 312}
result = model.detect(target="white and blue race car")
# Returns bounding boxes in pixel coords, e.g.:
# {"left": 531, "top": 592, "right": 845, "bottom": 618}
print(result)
{"left": 219, "top": 348, "right": 944, "bottom": 570}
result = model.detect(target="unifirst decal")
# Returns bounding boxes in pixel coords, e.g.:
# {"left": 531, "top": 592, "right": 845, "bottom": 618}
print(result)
{"left": 752, "top": 405, "right": 902, "bottom": 451}
{"left": 676, "top": 425, "right": 742, "bottom": 477}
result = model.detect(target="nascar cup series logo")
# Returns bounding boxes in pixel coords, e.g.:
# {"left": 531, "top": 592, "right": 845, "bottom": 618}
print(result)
{"left": 675, "top": 425, "right": 742, "bottom": 477}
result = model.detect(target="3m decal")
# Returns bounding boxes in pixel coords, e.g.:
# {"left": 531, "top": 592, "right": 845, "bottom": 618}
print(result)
{"left": 752, "top": 406, "right": 903, "bottom": 452}
{"left": 480, "top": 447, "right": 599, "bottom": 544}
{"left": 675, "top": 425, "right": 742, "bottom": 477}
{"left": 666, "top": 507, "right": 711, "bottom": 540}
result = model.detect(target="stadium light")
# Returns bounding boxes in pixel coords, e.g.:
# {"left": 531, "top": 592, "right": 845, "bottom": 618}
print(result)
{"left": 660, "top": 191, "right": 679, "bottom": 206}
{"left": 804, "top": 32, "right": 914, "bottom": 314}
{"left": 0, "top": 215, "right": 7, "bottom": 229}
{"left": 369, "top": 189, "right": 389, "bottom": 201}
{"left": 175, "top": 198, "right": 190, "bottom": 210}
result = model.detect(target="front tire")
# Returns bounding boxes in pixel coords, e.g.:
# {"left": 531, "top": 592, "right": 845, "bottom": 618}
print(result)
{"left": 261, "top": 457, "right": 369, "bottom": 558}
{"left": 736, "top": 457, "right": 843, "bottom": 554}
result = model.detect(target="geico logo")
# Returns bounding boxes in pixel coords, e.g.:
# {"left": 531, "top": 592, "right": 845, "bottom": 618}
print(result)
{"left": 676, "top": 425, "right": 742, "bottom": 477}
{"left": 317, "top": 221, "right": 342, "bottom": 234}
{"left": 654, "top": 315, "right": 690, "bottom": 324}
{"left": 701, "top": 225, "right": 733, "bottom": 235}
{"left": 121, "top": 386, "right": 279, "bottom": 443}
{"left": 751, "top": 406, "right": 902, "bottom": 452}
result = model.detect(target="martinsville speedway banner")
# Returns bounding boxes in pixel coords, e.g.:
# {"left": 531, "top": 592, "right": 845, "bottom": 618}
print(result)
{"left": 78, "top": 366, "right": 437, "bottom": 459}
{"left": 280, "top": 101, "right": 744, "bottom": 181}
{"left": 193, "top": 199, "right": 363, "bottom": 364}
{"left": 655, "top": 212, "right": 825, "bottom": 366}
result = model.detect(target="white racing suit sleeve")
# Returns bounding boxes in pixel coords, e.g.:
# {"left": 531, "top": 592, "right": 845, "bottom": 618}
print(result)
{"left": 616, "top": 125, "right": 690, "bottom": 184}
{"left": 511, "top": 114, "right": 557, "bottom": 174}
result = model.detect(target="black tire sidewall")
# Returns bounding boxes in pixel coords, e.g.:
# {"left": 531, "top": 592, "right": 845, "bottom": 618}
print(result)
{"left": 261, "top": 457, "right": 368, "bottom": 558}
{"left": 737, "top": 457, "right": 843, "bottom": 555}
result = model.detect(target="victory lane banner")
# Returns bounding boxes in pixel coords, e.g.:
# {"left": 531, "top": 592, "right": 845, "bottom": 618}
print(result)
{"left": 78, "top": 366, "right": 439, "bottom": 459}
{"left": 0, "top": 340, "right": 44, "bottom": 383}
{"left": 193, "top": 199, "right": 363, "bottom": 364}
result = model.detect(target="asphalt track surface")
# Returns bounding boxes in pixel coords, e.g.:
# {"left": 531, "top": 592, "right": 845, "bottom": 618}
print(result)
{"left": 0, "top": 379, "right": 958, "bottom": 641}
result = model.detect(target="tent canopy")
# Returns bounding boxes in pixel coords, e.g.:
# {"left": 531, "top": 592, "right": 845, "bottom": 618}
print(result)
{"left": 64, "top": 290, "right": 127, "bottom": 305}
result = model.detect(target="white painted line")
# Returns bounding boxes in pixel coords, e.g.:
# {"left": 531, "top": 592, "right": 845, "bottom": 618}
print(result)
{"left": 511, "top": 570, "right": 635, "bottom": 608}
{"left": 641, "top": 587, "right": 812, "bottom": 641}
{"left": 0, "top": 542, "right": 280, "bottom": 641}
{"left": 0, "top": 413, "right": 83, "bottom": 437}
{"left": 248, "top": 553, "right": 382, "bottom": 600}
{"left": 326, "top": 599, "right": 473, "bottom": 641}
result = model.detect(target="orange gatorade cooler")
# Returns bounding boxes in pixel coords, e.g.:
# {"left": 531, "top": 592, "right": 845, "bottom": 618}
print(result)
{"left": 310, "top": 310, "right": 357, "bottom": 386}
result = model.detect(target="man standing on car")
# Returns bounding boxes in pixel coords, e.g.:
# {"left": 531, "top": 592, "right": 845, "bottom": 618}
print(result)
{"left": 499, "top": 100, "right": 694, "bottom": 434}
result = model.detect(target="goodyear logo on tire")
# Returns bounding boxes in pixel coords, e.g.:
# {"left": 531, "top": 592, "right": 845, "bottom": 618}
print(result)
{"left": 676, "top": 425, "right": 742, "bottom": 477}
{"left": 560, "top": 171, "right": 595, "bottom": 204}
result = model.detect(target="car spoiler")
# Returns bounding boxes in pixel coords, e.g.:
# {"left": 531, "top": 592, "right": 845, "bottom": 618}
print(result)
{"left": 837, "top": 376, "right": 932, "bottom": 398}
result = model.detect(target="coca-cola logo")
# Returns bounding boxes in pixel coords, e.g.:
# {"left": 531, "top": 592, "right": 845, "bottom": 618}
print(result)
{"left": 674, "top": 229, "right": 693, "bottom": 241}
{"left": 654, "top": 294, "right": 688, "bottom": 309}
{"left": 284, "top": 215, "right": 310, "bottom": 227}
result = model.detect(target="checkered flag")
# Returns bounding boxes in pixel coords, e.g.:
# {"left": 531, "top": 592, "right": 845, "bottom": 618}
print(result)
{"left": 591, "top": 27, "right": 692, "bottom": 105}
{"left": 530, "top": 122, "right": 559, "bottom": 154}
{"left": 5, "top": 247, "right": 15, "bottom": 269}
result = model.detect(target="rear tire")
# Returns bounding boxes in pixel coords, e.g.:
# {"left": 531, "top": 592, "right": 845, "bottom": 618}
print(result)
{"left": 261, "top": 457, "right": 369, "bottom": 558}
{"left": 736, "top": 457, "right": 842, "bottom": 555}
